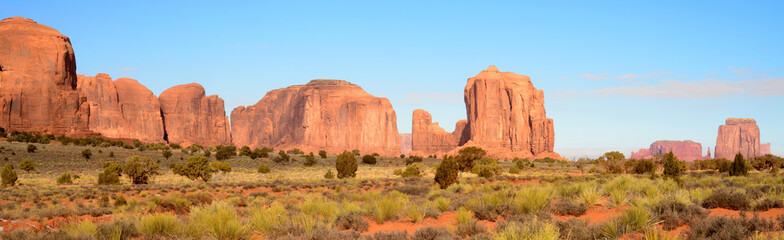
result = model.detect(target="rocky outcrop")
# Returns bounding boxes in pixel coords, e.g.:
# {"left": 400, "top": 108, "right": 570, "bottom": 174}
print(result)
{"left": 463, "top": 66, "right": 557, "bottom": 159}
{"left": 159, "top": 83, "right": 231, "bottom": 146}
{"left": 411, "top": 109, "right": 469, "bottom": 156}
{"left": 0, "top": 17, "right": 91, "bottom": 136}
{"left": 630, "top": 140, "right": 708, "bottom": 161}
{"left": 761, "top": 143, "right": 771, "bottom": 156}
{"left": 77, "top": 74, "right": 165, "bottom": 142}
{"left": 231, "top": 80, "right": 400, "bottom": 156}
{"left": 399, "top": 133, "right": 412, "bottom": 155}
{"left": 715, "top": 118, "right": 761, "bottom": 159}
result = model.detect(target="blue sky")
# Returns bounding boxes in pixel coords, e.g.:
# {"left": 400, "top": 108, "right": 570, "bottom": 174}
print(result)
{"left": 3, "top": 1, "right": 782, "bottom": 158}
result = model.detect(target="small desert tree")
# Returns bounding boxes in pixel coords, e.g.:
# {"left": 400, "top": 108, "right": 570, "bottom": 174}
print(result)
{"left": 303, "top": 153, "right": 317, "bottom": 167}
{"left": 81, "top": 149, "right": 92, "bottom": 159}
{"left": 730, "top": 153, "right": 748, "bottom": 176}
{"left": 336, "top": 151, "right": 357, "bottom": 179}
{"left": 456, "top": 147, "right": 486, "bottom": 172}
{"left": 172, "top": 155, "right": 215, "bottom": 182}
{"left": 1, "top": 163, "right": 17, "bottom": 187}
{"left": 662, "top": 151, "right": 684, "bottom": 178}
{"left": 435, "top": 156, "right": 459, "bottom": 189}
{"left": 19, "top": 159, "right": 35, "bottom": 172}
{"left": 98, "top": 163, "right": 122, "bottom": 185}
{"left": 215, "top": 145, "right": 237, "bottom": 160}
{"left": 598, "top": 151, "right": 626, "bottom": 174}
{"left": 319, "top": 150, "right": 328, "bottom": 159}
{"left": 238, "top": 146, "right": 252, "bottom": 157}
{"left": 122, "top": 155, "right": 160, "bottom": 184}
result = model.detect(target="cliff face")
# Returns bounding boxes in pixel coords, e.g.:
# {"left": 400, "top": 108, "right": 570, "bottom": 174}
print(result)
{"left": 0, "top": 17, "right": 91, "bottom": 136}
{"left": 715, "top": 118, "right": 761, "bottom": 159}
{"left": 463, "top": 66, "right": 556, "bottom": 158}
{"left": 411, "top": 109, "right": 468, "bottom": 156}
{"left": 77, "top": 74, "right": 165, "bottom": 142}
{"left": 231, "top": 80, "right": 400, "bottom": 156}
{"left": 159, "top": 83, "right": 232, "bottom": 146}
{"left": 630, "top": 140, "right": 708, "bottom": 161}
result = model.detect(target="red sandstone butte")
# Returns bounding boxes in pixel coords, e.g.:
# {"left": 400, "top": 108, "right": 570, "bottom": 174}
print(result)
{"left": 630, "top": 140, "right": 708, "bottom": 161}
{"left": 0, "top": 17, "right": 91, "bottom": 136}
{"left": 715, "top": 118, "right": 761, "bottom": 159}
{"left": 411, "top": 109, "right": 468, "bottom": 156}
{"left": 463, "top": 66, "right": 558, "bottom": 159}
{"left": 230, "top": 80, "right": 400, "bottom": 156}
{"left": 159, "top": 83, "right": 232, "bottom": 146}
{"left": 77, "top": 74, "right": 165, "bottom": 142}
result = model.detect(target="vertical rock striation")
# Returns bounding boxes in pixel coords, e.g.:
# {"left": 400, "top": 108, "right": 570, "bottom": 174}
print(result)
{"left": 77, "top": 73, "right": 165, "bottom": 142}
{"left": 159, "top": 83, "right": 232, "bottom": 146}
{"left": 715, "top": 118, "right": 761, "bottom": 159}
{"left": 230, "top": 80, "right": 400, "bottom": 156}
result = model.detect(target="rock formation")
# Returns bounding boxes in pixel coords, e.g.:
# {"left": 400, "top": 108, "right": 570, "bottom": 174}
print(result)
{"left": 411, "top": 109, "right": 469, "bottom": 156}
{"left": 0, "top": 17, "right": 91, "bottom": 136}
{"left": 159, "top": 83, "right": 231, "bottom": 146}
{"left": 630, "top": 140, "right": 708, "bottom": 161}
{"left": 77, "top": 74, "right": 165, "bottom": 142}
{"left": 761, "top": 143, "right": 771, "bottom": 156}
{"left": 463, "top": 66, "right": 557, "bottom": 159}
{"left": 715, "top": 118, "right": 761, "bottom": 159}
{"left": 399, "top": 133, "right": 412, "bottom": 155}
{"left": 231, "top": 80, "right": 400, "bottom": 156}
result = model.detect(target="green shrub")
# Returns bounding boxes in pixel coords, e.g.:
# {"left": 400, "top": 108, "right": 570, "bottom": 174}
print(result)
{"left": 319, "top": 150, "right": 327, "bottom": 159}
{"left": 1, "top": 163, "right": 17, "bottom": 187}
{"left": 372, "top": 194, "right": 407, "bottom": 223}
{"left": 81, "top": 149, "right": 92, "bottom": 159}
{"left": 303, "top": 153, "right": 317, "bottom": 166}
{"left": 114, "top": 195, "right": 127, "bottom": 206}
{"left": 170, "top": 143, "right": 181, "bottom": 149}
{"left": 122, "top": 155, "right": 160, "bottom": 184}
{"left": 509, "top": 166, "right": 521, "bottom": 174}
{"left": 651, "top": 198, "right": 707, "bottom": 230}
{"left": 63, "top": 220, "right": 98, "bottom": 239}
{"left": 401, "top": 162, "right": 424, "bottom": 178}
{"left": 272, "top": 150, "right": 290, "bottom": 163}
{"left": 513, "top": 186, "right": 553, "bottom": 214}
{"left": 172, "top": 155, "right": 215, "bottom": 181}
{"left": 729, "top": 153, "right": 748, "bottom": 176}
{"left": 702, "top": 188, "right": 750, "bottom": 210}
{"left": 257, "top": 163, "right": 270, "bottom": 173}
{"left": 618, "top": 206, "right": 652, "bottom": 232}
{"left": 57, "top": 173, "right": 73, "bottom": 185}
{"left": 209, "top": 161, "right": 232, "bottom": 173}
{"left": 287, "top": 148, "right": 304, "bottom": 155}
{"left": 351, "top": 149, "right": 360, "bottom": 156}
{"left": 336, "top": 151, "right": 357, "bottom": 179}
{"left": 187, "top": 201, "right": 248, "bottom": 240}
{"left": 406, "top": 204, "right": 424, "bottom": 223}
{"left": 627, "top": 158, "right": 656, "bottom": 174}
{"left": 433, "top": 197, "right": 450, "bottom": 212}
{"left": 250, "top": 148, "right": 271, "bottom": 159}
{"left": 470, "top": 157, "right": 501, "bottom": 178}
{"left": 26, "top": 144, "right": 36, "bottom": 153}
{"left": 19, "top": 159, "right": 35, "bottom": 172}
{"left": 598, "top": 151, "right": 626, "bottom": 174}
{"left": 434, "top": 156, "right": 459, "bottom": 189}
{"left": 162, "top": 149, "right": 172, "bottom": 159}
{"left": 139, "top": 213, "right": 182, "bottom": 238}
{"left": 250, "top": 203, "right": 287, "bottom": 235}
{"left": 238, "top": 146, "right": 252, "bottom": 156}
{"left": 456, "top": 147, "right": 486, "bottom": 172}
{"left": 98, "top": 163, "right": 122, "bottom": 185}
{"left": 335, "top": 213, "right": 369, "bottom": 232}
{"left": 362, "top": 155, "right": 377, "bottom": 165}
{"left": 406, "top": 155, "right": 423, "bottom": 165}
{"left": 553, "top": 198, "right": 588, "bottom": 216}
{"left": 495, "top": 217, "right": 559, "bottom": 240}
{"left": 214, "top": 145, "right": 237, "bottom": 160}
{"left": 324, "top": 169, "right": 335, "bottom": 179}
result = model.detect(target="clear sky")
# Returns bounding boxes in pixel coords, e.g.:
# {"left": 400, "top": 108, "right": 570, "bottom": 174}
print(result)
{"left": 3, "top": 1, "right": 782, "bottom": 158}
